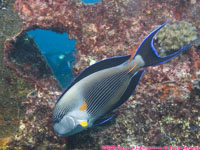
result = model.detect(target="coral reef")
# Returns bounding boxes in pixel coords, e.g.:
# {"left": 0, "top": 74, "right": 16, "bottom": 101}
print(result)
{"left": 155, "top": 21, "right": 198, "bottom": 56}
{"left": 129, "top": 47, "right": 200, "bottom": 145}
{"left": 0, "top": 0, "right": 35, "bottom": 145}
{"left": 1, "top": 0, "right": 200, "bottom": 149}
{"left": 0, "top": 137, "right": 11, "bottom": 150}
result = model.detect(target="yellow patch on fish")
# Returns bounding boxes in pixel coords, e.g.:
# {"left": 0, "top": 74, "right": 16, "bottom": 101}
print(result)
{"left": 79, "top": 100, "right": 87, "bottom": 111}
{"left": 127, "top": 65, "right": 137, "bottom": 74}
{"left": 80, "top": 121, "right": 88, "bottom": 127}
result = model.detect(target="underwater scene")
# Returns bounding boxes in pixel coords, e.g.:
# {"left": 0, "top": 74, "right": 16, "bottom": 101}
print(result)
{"left": 0, "top": 0, "right": 200, "bottom": 149}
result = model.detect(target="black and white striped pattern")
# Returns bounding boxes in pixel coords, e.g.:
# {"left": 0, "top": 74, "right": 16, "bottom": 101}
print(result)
{"left": 53, "top": 103, "right": 72, "bottom": 123}
{"left": 84, "top": 70, "right": 130, "bottom": 117}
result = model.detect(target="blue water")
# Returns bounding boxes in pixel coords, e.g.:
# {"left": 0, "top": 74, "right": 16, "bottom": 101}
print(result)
{"left": 27, "top": 29, "right": 76, "bottom": 89}
{"left": 81, "top": 0, "right": 101, "bottom": 4}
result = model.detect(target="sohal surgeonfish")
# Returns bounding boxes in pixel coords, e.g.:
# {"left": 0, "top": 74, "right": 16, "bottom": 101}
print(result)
{"left": 52, "top": 22, "right": 196, "bottom": 137}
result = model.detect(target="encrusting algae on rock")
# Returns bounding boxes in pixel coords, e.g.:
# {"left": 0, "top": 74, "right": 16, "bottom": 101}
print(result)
{"left": 0, "top": 137, "right": 11, "bottom": 150}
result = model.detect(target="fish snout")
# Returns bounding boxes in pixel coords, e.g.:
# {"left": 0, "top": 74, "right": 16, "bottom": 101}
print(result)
{"left": 53, "top": 115, "right": 76, "bottom": 137}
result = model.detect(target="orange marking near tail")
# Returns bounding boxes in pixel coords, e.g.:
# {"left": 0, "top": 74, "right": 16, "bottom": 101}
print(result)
{"left": 128, "top": 46, "right": 138, "bottom": 62}
{"left": 79, "top": 100, "right": 87, "bottom": 111}
{"left": 127, "top": 65, "right": 137, "bottom": 74}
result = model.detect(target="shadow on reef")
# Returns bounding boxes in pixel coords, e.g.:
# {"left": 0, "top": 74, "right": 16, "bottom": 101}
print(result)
{"left": 7, "top": 32, "right": 52, "bottom": 80}
{"left": 4, "top": 31, "right": 61, "bottom": 90}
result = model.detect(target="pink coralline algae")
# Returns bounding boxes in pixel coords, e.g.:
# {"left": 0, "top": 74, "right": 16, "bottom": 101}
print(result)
{"left": 2, "top": 0, "right": 200, "bottom": 149}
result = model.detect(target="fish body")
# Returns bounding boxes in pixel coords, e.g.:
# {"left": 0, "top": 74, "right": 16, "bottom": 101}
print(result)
{"left": 53, "top": 55, "right": 144, "bottom": 136}
{"left": 53, "top": 22, "right": 196, "bottom": 137}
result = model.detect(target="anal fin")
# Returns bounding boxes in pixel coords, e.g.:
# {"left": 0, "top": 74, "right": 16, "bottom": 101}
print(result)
{"left": 93, "top": 114, "right": 117, "bottom": 126}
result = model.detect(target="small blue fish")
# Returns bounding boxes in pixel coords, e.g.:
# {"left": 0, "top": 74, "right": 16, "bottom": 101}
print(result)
{"left": 52, "top": 22, "right": 196, "bottom": 137}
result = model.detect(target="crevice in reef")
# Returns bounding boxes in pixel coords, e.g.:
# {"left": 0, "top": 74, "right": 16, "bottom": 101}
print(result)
{"left": 7, "top": 32, "right": 52, "bottom": 80}
{"left": 4, "top": 32, "right": 61, "bottom": 91}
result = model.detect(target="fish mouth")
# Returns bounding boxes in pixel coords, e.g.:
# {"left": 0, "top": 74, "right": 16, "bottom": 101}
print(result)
{"left": 53, "top": 115, "right": 76, "bottom": 137}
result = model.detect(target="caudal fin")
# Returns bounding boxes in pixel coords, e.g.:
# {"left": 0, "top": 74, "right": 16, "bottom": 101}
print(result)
{"left": 133, "top": 21, "right": 197, "bottom": 67}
